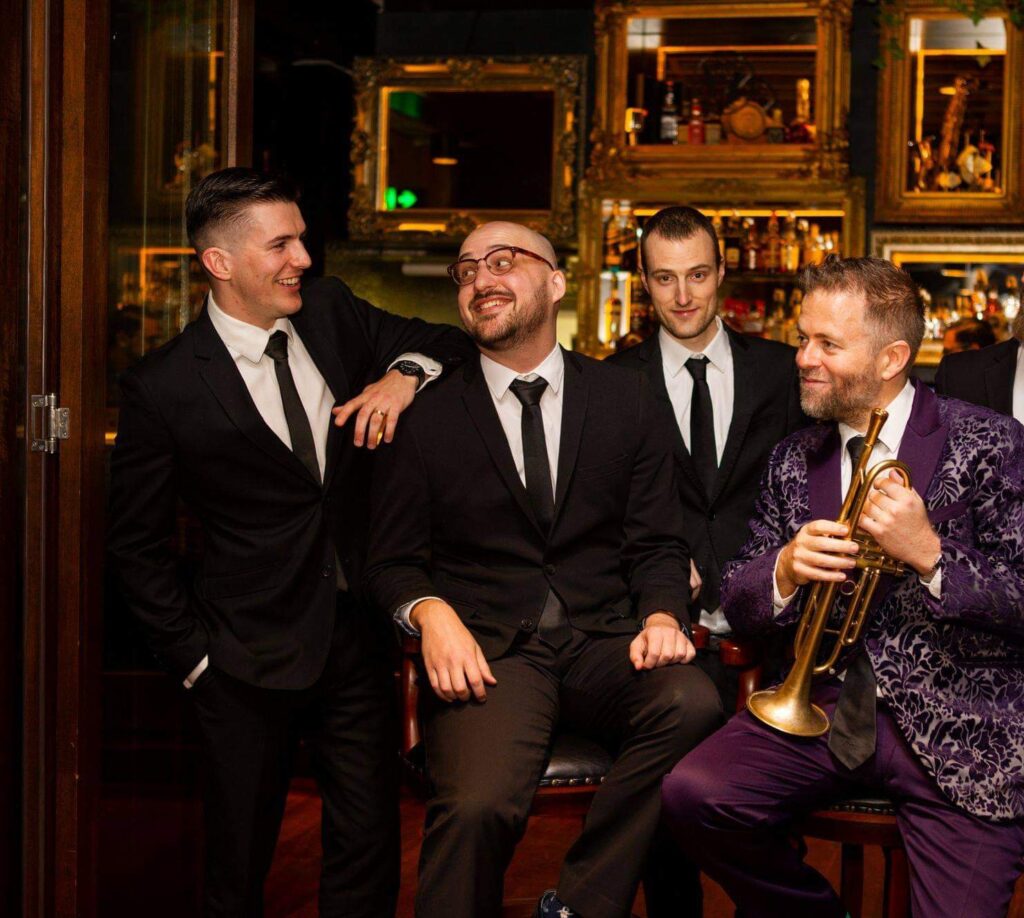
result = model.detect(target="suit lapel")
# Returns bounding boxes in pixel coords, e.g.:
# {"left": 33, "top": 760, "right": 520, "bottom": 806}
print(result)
{"left": 553, "top": 349, "right": 587, "bottom": 523}
{"left": 460, "top": 358, "right": 545, "bottom": 536}
{"left": 711, "top": 328, "right": 755, "bottom": 504}
{"left": 983, "top": 340, "right": 1017, "bottom": 417}
{"left": 897, "top": 380, "right": 948, "bottom": 503}
{"left": 807, "top": 426, "right": 842, "bottom": 522}
{"left": 290, "top": 305, "right": 352, "bottom": 489}
{"left": 193, "top": 309, "right": 317, "bottom": 485}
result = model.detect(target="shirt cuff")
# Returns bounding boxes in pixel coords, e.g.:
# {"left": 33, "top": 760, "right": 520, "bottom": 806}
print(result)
{"left": 772, "top": 553, "right": 798, "bottom": 615}
{"left": 919, "top": 561, "right": 942, "bottom": 599}
{"left": 388, "top": 353, "right": 442, "bottom": 391}
{"left": 183, "top": 654, "right": 209, "bottom": 689}
{"left": 394, "top": 596, "right": 444, "bottom": 636}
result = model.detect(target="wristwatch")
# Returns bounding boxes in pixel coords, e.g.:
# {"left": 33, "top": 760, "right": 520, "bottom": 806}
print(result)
{"left": 391, "top": 359, "right": 426, "bottom": 387}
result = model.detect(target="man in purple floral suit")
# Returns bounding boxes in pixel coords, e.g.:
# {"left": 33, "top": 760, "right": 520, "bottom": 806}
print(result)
{"left": 661, "top": 256, "right": 1024, "bottom": 917}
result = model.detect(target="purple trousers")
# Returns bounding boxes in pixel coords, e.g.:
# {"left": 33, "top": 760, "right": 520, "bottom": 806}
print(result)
{"left": 661, "top": 682, "right": 1024, "bottom": 918}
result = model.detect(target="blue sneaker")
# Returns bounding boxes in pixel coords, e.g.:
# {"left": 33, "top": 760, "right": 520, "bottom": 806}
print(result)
{"left": 535, "top": 889, "right": 580, "bottom": 918}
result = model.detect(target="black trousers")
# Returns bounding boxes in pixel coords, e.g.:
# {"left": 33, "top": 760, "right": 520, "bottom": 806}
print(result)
{"left": 189, "top": 594, "right": 399, "bottom": 918}
{"left": 416, "top": 628, "right": 723, "bottom": 918}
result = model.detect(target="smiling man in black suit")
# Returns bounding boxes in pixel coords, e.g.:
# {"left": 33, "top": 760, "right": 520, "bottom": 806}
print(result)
{"left": 108, "top": 168, "right": 470, "bottom": 917}
{"left": 609, "top": 206, "right": 808, "bottom": 710}
{"left": 365, "top": 221, "right": 722, "bottom": 918}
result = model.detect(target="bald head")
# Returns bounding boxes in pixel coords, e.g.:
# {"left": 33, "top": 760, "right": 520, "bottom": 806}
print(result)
{"left": 459, "top": 221, "right": 558, "bottom": 267}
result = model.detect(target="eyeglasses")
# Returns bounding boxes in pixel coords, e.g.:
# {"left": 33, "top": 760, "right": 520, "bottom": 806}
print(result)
{"left": 447, "top": 246, "right": 556, "bottom": 286}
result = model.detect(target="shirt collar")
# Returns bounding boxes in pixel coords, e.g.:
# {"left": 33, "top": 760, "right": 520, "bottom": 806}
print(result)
{"left": 659, "top": 318, "right": 728, "bottom": 378}
{"left": 207, "top": 292, "right": 293, "bottom": 365}
{"left": 838, "top": 378, "right": 916, "bottom": 457}
{"left": 480, "top": 344, "right": 565, "bottom": 402}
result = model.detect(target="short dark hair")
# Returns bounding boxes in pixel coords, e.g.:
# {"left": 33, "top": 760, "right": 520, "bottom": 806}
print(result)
{"left": 640, "top": 205, "right": 722, "bottom": 270}
{"left": 950, "top": 318, "right": 996, "bottom": 350}
{"left": 800, "top": 255, "right": 925, "bottom": 361}
{"left": 185, "top": 167, "right": 298, "bottom": 253}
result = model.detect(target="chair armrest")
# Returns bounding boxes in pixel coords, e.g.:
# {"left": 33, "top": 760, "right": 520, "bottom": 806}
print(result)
{"left": 401, "top": 636, "right": 422, "bottom": 757}
{"left": 690, "top": 623, "right": 711, "bottom": 651}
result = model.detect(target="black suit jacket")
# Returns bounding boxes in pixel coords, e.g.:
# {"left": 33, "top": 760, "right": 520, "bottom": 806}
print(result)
{"left": 364, "top": 349, "right": 693, "bottom": 660}
{"left": 108, "top": 276, "right": 472, "bottom": 690}
{"left": 934, "top": 337, "right": 1020, "bottom": 416}
{"left": 608, "top": 327, "right": 807, "bottom": 609}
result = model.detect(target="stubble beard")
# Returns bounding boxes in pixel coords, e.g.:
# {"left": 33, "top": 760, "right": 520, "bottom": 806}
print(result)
{"left": 466, "top": 287, "right": 552, "bottom": 352}
{"left": 799, "top": 365, "right": 883, "bottom": 424}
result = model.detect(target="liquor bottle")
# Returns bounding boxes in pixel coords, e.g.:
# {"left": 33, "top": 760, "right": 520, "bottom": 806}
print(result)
{"left": 603, "top": 201, "right": 622, "bottom": 269}
{"left": 742, "top": 218, "right": 761, "bottom": 272}
{"left": 806, "top": 223, "right": 825, "bottom": 266}
{"left": 659, "top": 82, "right": 679, "bottom": 144}
{"left": 797, "top": 219, "right": 811, "bottom": 268}
{"left": 782, "top": 213, "right": 800, "bottom": 273}
{"left": 688, "top": 98, "right": 706, "bottom": 145}
{"left": 1001, "top": 274, "right": 1021, "bottom": 320}
{"left": 704, "top": 104, "right": 722, "bottom": 145}
{"left": 604, "top": 292, "right": 624, "bottom": 341}
{"left": 764, "top": 211, "right": 782, "bottom": 273}
{"left": 785, "top": 288, "right": 804, "bottom": 346}
{"left": 710, "top": 212, "right": 726, "bottom": 264}
{"left": 724, "top": 211, "right": 742, "bottom": 272}
{"left": 618, "top": 202, "right": 639, "bottom": 274}
{"left": 788, "top": 78, "right": 815, "bottom": 143}
{"left": 766, "top": 108, "right": 786, "bottom": 144}
{"left": 677, "top": 98, "right": 691, "bottom": 144}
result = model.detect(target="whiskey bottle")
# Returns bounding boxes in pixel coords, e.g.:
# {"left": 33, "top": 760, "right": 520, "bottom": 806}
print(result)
{"left": 659, "top": 83, "right": 679, "bottom": 144}
{"left": 764, "top": 211, "right": 782, "bottom": 274}
{"left": 710, "top": 212, "right": 726, "bottom": 264}
{"left": 688, "top": 98, "right": 706, "bottom": 146}
{"left": 724, "top": 211, "right": 742, "bottom": 272}
{"left": 618, "top": 202, "right": 639, "bottom": 274}
{"left": 603, "top": 201, "right": 622, "bottom": 269}
{"left": 742, "top": 218, "right": 761, "bottom": 272}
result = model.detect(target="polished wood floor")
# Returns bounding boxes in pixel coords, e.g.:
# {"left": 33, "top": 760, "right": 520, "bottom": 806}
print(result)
{"left": 266, "top": 778, "right": 858, "bottom": 918}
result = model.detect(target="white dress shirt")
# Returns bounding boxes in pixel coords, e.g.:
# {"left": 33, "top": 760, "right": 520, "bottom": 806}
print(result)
{"left": 660, "top": 320, "right": 734, "bottom": 632}
{"left": 659, "top": 319, "right": 734, "bottom": 464}
{"left": 773, "top": 380, "right": 942, "bottom": 611}
{"left": 184, "top": 294, "right": 441, "bottom": 687}
{"left": 1013, "top": 342, "right": 1024, "bottom": 424}
{"left": 396, "top": 345, "right": 565, "bottom": 633}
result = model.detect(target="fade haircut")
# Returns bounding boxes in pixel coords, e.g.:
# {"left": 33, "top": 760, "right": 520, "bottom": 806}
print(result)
{"left": 640, "top": 205, "right": 722, "bottom": 270}
{"left": 185, "top": 167, "right": 298, "bottom": 254}
{"left": 800, "top": 255, "right": 925, "bottom": 361}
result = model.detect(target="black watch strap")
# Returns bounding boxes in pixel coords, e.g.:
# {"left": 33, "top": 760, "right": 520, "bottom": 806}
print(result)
{"left": 392, "top": 359, "right": 426, "bottom": 386}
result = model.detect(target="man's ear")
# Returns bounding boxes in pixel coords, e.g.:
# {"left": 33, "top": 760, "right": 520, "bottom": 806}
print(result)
{"left": 879, "top": 339, "right": 911, "bottom": 381}
{"left": 550, "top": 269, "right": 567, "bottom": 303}
{"left": 200, "top": 246, "right": 232, "bottom": 282}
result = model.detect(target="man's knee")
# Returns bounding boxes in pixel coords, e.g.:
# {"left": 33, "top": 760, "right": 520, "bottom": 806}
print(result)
{"left": 660, "top": 750, "right": 733, "bottom": 842}
{"left": 428, "top": 784, "right": 531, "bottom": 844}
{"left": 640, "top": 665, "right": 725, "bottom": 749}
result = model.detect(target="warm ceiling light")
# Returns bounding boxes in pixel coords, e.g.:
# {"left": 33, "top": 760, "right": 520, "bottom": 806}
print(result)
{"left": 432, "top": 156, "right": 458, "bottom": 166}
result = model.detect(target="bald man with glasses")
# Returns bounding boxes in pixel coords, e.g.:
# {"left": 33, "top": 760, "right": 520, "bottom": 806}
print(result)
{"left": 365, "top": 222, "right": 722, "bottom": 918}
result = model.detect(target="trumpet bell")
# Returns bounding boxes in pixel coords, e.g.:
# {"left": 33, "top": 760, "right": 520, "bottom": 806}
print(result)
{"left": 747, "top": 686, "right": 830, "bottom": 737}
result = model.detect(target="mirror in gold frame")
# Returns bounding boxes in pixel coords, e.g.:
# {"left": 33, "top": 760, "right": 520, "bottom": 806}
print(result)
{"left": 350, "top": 56, "right": 584, "bottom": 245}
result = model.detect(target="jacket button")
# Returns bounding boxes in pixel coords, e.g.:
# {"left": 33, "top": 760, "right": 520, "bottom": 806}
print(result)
{"left": 520, "top": 618, "right": 534, "bottom": 629}
{"left": 321, "top": 566, "right": 332, "bottom": 578}
{"left": 544, "top": 564, "right": 556, "bottom": 576}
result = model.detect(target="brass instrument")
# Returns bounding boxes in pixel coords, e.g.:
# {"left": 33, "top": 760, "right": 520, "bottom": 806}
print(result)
{"left": 746, "top": 408, "right": 912, "bottom": 737}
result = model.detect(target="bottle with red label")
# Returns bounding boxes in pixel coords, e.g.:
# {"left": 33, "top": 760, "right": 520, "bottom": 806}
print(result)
{"left": 688, "top": 98, "right": 706, "bottom": 145}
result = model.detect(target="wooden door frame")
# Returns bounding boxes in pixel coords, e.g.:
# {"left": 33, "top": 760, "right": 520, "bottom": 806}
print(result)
{"left": 17, "top": 1, "right": 253, "bottom": 915}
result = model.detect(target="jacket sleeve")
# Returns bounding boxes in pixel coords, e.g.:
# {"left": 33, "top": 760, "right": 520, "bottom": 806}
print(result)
{"left": 621, "top": 374, "right": 693, "bottom": 629}
{"left": 337, "top": 278, "right": 476, "bottom": 376}
{"left": 721, "top": 442, "right": 804, "bottom": 637}
{"left": 107, "top": 369, "right": 209, "bottom": 679}
{"left": 925, "top": 419, "right": 1024, "bottom": 641}
{"left": 363, "top": 417, "right": 439, "bottom": 614}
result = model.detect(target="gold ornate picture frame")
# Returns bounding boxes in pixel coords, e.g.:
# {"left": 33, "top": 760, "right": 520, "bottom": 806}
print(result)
{"left": 875, "top": 5, "right": 1024, "bottom": 223}
{"left": 349, "top": 56, "right": 584, "bottom": 245}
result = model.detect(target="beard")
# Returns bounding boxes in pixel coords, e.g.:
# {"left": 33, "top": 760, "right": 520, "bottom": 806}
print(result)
{"left": 799, "top": 364, "right": 882, "bottom": 423}
{"left": 464, "top": 285, "right": 552, "bottom": 351}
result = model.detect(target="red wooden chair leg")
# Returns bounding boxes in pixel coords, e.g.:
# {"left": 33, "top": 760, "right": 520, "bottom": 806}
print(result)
{"left": 840, "top": 841, "right": 865, "bottom": 918}
{"left": 883, "top": 845, "right": 910, "bottom": 918}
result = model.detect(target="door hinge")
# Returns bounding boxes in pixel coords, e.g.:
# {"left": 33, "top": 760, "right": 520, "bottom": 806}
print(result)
{"left": 30, "top": 393, "right": 70, "bottom": 454}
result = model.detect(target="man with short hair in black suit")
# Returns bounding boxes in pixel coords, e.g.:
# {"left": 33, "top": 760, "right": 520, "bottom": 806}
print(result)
{"left": 365, "top": 220, "right": 722, "bottom": 918}
{"left": 935, "top": 310, "right": 1024, "bottom": 422}
{"left": 108, "top": 167, "right": 471, "bottom": 917}
{"left": 609, "top": 206, "right": 808, "bottom": 711}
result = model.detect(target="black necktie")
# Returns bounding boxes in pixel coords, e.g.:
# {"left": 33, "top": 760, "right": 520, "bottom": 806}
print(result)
{"left": 828, "top": 434, "right": 876, "bottom": 769}
{"left": 510, "top": 377, "right": 554, "bottom": 532}
{"left": 685, "top": 356, "right": 717, "bottom": 498}
{"left": 509, "top": 377, "right": 571, "bottom": 649}
{"left": 265, "top": 330, "right": 321, "bottom": 485}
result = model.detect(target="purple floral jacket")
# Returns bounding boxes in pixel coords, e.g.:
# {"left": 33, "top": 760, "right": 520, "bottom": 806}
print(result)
{"left": 722, "top": 381, "right": 1024, "bottom": 821}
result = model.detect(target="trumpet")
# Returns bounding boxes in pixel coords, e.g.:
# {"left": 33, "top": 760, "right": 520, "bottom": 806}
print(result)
{"left": 746, "top": 408, "right": 912, "bottom": 737}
